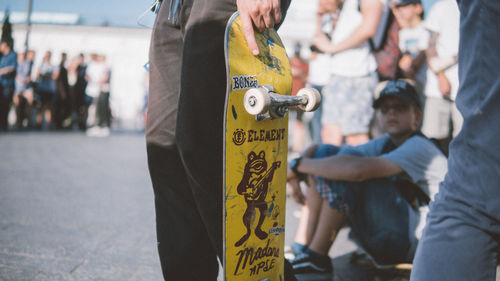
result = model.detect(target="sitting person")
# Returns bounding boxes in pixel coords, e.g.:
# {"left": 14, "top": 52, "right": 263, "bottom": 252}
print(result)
{"left": 286, "top": 80, "right": 448, "bottom": 277}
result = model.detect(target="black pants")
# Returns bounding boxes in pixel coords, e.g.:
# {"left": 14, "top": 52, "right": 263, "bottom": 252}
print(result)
{"left": 146, "top": 0, "right": 292, "bottom": 280}
{"left": 96, "top": 91, "right": 111, "bottom": 127}
{"left": 0, "top": 85, "right": 14, "bottom": 131}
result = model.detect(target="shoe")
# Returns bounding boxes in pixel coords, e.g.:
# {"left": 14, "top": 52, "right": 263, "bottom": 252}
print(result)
{"left": 95, "top": 127, "right": 110, "bottom": 137}
{"left": 291, "top": 252, "right": 333, "bottom": 277}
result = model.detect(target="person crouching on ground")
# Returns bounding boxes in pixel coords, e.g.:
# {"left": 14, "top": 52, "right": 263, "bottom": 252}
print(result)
{"left": 286, "top": 79, "right": 447, "bottom": 277}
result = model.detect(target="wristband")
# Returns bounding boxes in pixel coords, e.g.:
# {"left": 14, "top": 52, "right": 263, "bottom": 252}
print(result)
{"left": 289, "top": 157, "right": 306, "bottom": 180}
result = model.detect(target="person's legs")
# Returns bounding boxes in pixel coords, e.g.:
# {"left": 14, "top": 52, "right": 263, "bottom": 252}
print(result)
{"left": 421, "top": 96, "right": 450, "bottom": 140}
{"left": 293, "top": 182, "right": 324, "bottom": 251}
{"left": 339, "top": 73, "right": 378, "bottom": 146}
{"left": 309, "top": 84, "right": 323, "bottom": 144}
{"left": 293, "top": 145, "right": 342, "bottom": 251}
{"left": 347, "top": 179, "right": 412, "bottom": 265}
{"left": 147, "top": 1, "right": 220, "bottom": 279}
{"left": 175, "top": 0, "right": 236, "bottom": 262}
{"left": 411, "top": 196, "right": 500, "bottom": 281}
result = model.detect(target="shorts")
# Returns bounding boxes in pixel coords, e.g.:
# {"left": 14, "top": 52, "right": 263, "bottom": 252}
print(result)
{"left": 321, "top": 72, "right": 378, "bottom": 135}
{"left": 421, "top": 96, "right": 463, "bottom": 139}
{"left": 312, "top": 144, "right": 415, "bottom": 264}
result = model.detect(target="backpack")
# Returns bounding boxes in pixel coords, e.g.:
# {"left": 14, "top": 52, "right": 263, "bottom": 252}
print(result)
{"left": 359, "top": 1, "right": 402, "bottom": 81}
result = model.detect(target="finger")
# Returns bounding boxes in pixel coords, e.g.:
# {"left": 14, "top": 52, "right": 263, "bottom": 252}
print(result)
{"left": 240, "top": 12, "right": 260, "bottom": 55}
{"left": 272, "top": 2, "right": 281, "bottom": 26}
{"left": 260, "top": 2, "right": 274, "bottom": 29}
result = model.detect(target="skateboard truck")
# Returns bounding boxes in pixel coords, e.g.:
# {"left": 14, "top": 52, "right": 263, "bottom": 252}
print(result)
{"left": 244, "top": 87, "right": 321, "bottom": 121}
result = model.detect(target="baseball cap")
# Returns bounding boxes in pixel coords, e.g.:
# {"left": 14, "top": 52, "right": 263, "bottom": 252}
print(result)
{"left": 373, "top": 80, "right": 422, "bottom": 110}
{"left": 390, "top": 0, "right": 421, "bottom": 6}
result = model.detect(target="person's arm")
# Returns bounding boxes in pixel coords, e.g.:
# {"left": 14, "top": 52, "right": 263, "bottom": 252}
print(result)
{"left": 292, "top": 154, "right": 403, "bottom": 182}
{"left": 312, "top": 0, "right": 384, "bottom": 54}
{"left": 0, "top": 65, "right": 15, "bottom": 75}
{"left": 237, "top": 0, "right": 282, "bottom": 56}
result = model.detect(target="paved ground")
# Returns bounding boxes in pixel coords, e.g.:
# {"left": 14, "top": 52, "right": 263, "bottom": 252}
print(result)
{"left": 4, "top": 131, "right": 495, "bottom": 281}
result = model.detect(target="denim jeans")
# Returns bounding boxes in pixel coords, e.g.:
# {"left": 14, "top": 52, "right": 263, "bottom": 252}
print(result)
{"left": 313, "top": 144, "right": 414, "bottom": 264}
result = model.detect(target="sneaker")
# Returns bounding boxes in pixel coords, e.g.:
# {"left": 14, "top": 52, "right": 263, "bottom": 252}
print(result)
{"left": 291, "top": 252, "right": 333, "bottom": 277}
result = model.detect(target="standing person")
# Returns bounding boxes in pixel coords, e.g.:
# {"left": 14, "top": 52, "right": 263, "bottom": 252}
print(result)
{"left": 94, "top": 55, "right": 111, "bottom": 136}
{"left": 306, "top": 0, "right": 341, "bottom": 145}
{"left": 34, "top": 51, "right": 57, "bottom": 130}
{"left": 146, "top": 0, "right": 293, "bottom": 280}
{"left": 289, "top": 43, "right": 309, "bottom": 152}
{"left": 53, "top": 52, "right": 70, "bottom": 129}
{"left": 391, "top": 0, "right": 428, "bottom": 90}
{"left": 287, "top": 80, "right": 447, "bottom": 277}
{"left": 13, "top": 50, "right": 35, "bottom": 129}
{"left": 420, "top": 0, "right": 460, "bottom": 153}
{"left": 410, "top": 1, "right": 500, "bottom": 280}
{"left": 0, "top": 39, "right": 17, "bottom": 131}
{"left": 72, "top": 53, "right": 88, "bottom": 131}
{"left": 312, "top": 0, "right": 389, "bottom": 146}
{"left": 86, "top": 54, "right": 112, "bottom": 137}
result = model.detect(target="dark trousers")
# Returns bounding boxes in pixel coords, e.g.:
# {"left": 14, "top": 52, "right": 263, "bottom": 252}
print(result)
{"left": 146, "top": 0, "right": 293, "bottom": 280}
{"left": 0, "top": 85, "right": 14, "bottom": 131}
{"left": 96, "top": 91, "right": 111, "bottom": 127}
{"left": 146, "top": 1, "right": 236, "bottom": 279}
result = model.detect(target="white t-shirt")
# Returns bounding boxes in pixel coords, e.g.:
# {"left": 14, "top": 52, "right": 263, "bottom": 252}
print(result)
{"left": 399, "top": 24, "right": 430, "bottom": 86}
{"left": 86, "top": 61, "right": 108, "bottom": 98}
{"left": 329, "top": 0, "right": 388, "bottom": 77}
{"left": 423, "top": 0, "right": 460, "bottom": 99}
{"left": 308, "top": 14, "right": 336, "bottom": 86}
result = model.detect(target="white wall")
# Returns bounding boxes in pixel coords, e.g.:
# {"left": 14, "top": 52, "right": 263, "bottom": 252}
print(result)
{"left": 12, "top": 24, "right": 151, "bottom": 129}
{"left": 8, "top": 0, "right": 319, "bottom": 129}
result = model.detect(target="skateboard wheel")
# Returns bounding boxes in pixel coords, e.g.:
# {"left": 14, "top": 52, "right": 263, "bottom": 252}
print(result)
{"left": 297, "top": 88, "right": 321, "bottom": 112}
{"left": 244, "top": 88, "right": 271, "bottom": 115}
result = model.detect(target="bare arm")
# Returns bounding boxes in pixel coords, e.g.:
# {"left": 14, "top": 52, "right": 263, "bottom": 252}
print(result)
{"left": 237, "top": 0, "right": 282, "bottom": 56}
{"left": 312, "top": 0, "right": 384, "bottom": 54}
{"left": 0, "top": 66, "right": 15, "bottom": 75}
{"left": 295, "top": 154, "right": 403, "bottom": 182}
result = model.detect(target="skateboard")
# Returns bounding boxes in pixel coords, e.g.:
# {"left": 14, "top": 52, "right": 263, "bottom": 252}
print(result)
{"left": 223, "top": 12, "right": 320, "bottom": 281}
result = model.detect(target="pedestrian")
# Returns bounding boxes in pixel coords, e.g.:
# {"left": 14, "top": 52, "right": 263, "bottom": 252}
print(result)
{"left": 53, "top": 52, "right": 71, "bottom": 129}
{"left": 71, "top": 53, "right": 88, "bottom": 131}
{"left": 34, "top": 51, "right": 57, "bottom": 130}
{"left": 13, "top": 50, "right": 35, "bottom": 129}
{"left": 306, "top": 0, "right": 342, "bottom": 144}
{"left": 289, "top": 43, "right": 309, "bottom": 152}
{"left": 410, "top": 1, "right": 500, "bottom": 280}
{"left": 420, "top": 0, "right": 461, "bottom": 153}
{"left": 287, "top": 80, "right": 447, "bottom": 278}
{"left": 311, "top": 0, "right": 389, "bottom": 146}
{"left": 0, "top": 39, "right": 17, "bottom": 131}
{"left": 145, "top": 0, "right": 294, "bottom": 280}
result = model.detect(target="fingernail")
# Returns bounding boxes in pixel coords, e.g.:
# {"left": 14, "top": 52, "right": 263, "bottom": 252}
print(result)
{"left": 252, "top": 49, "right": 259, "bottom": 55}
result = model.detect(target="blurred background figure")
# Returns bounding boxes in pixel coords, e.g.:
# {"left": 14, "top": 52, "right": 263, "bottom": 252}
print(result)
{"left": 34, "top": 50, "right": 57, "bottom": 130}
{"left": 306, "top": 0, "right": 342, "bottom": 145}
{"left": 68, "top": 53, "right": 89, "bottom": 131}
{"left": 53, "top": 52, "right": 71, "bottom": 130}
{"left": 420, "top": 0, "right": 461, "bottom": 154}
{"left": 311, "top": 0, "right": 388, "bottom": 146}
{"left": 86, "top": 54, "right": 111, "bottom": 137}
{"left": 13, "top": 50, "right": 35, "bottom": 129}
{"left": 289, "top": 43, "right": 309, "bottom": 153}
{"left": 0, "top": 39, "right": 17, "bottom": 131}
{"left": 391, "top": 0, "right": 428, "bottom": 91}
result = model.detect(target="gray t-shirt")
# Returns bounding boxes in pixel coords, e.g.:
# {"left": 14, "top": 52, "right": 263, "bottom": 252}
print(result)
{"left": 345, "top": 134, "right": 448, "bottom": 245}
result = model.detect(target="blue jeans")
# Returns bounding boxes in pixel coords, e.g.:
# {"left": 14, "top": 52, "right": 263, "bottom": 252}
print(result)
{"left": 411, "top": 1, "right": 500, "bottom": 280}
{"left": 313, "top": 144, "right": 414, "bottom": 264}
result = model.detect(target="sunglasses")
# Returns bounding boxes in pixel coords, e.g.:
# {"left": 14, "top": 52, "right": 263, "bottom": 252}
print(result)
{"left": 379, "top": 103, "right": 410, "bottom": 114}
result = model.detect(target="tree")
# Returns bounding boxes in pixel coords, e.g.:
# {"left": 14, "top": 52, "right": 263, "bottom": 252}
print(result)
{"left": 1, "top": 9, "right": 14, "bottom": 47}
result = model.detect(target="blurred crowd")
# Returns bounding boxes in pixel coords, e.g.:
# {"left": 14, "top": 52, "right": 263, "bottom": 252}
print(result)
{"left": 290, "top": 0, "right": 460, "bottom": 155}
{"left": 0, "top": 41, "right": 112, "bottom": 137}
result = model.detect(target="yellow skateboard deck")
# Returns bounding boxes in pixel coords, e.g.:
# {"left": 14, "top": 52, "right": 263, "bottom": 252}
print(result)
{"left": 223, "top": 12, "right": 292, "bottom": 281}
